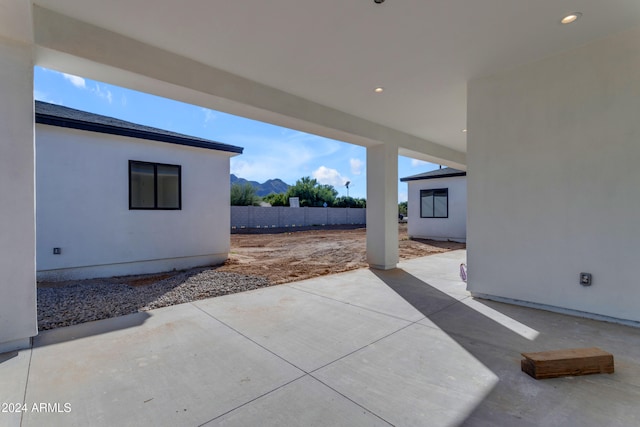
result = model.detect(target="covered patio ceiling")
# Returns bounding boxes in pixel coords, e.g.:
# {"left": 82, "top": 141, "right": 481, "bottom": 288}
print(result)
{"left": 3, "top": 0, "right": 639, "bottom": 163}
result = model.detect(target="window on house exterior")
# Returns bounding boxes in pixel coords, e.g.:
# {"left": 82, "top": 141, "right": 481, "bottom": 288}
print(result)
{"left": 420, "top": 188, "right": 448, "bottom": 218}
{"left": 129, "top": 160, "right": 181, "bottom": 209}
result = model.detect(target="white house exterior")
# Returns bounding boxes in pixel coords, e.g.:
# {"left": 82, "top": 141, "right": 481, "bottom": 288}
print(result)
{"left": 467, "top": 27, "right": 640, "bottom": 325}
{"left": 1, "top": 2, "right": 639, "bottom": 351}
{"left": 35, "top": 101, "right": 242, "bottom": 281}
{"left": 401, "top": 168, "right": 466, "bottom": 243}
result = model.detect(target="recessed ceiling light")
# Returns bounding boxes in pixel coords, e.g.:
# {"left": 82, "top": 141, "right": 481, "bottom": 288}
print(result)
{"left": 462, "top": 129, "right": 467, "bottom": 133}
{"left": 374, "top": 87, "right": 384, "bottom": 93}
{"left": 561, "top": 12, "right": 582, "bottom": 24}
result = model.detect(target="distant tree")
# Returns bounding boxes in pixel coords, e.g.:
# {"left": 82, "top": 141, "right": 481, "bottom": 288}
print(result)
{"left": 262, "top": 192, "right": 289, "bottom": 206}
{"left": 334, "top": 196, "right": 366, "bottom": 208}
{"left": 285, "top": 176, "right": 338, "bottom": 207}
{"left": 230, "top": 183, "right": 260, "bottom": 206}
{"left": 398, "top": 201, "right": 408, "bottom": 216}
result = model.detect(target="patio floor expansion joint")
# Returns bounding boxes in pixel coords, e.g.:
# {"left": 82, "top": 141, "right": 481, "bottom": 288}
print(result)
{"left": 308, "top": 322, "right": 416, "bottom": 374}
{"left": 307, "top": 373, "right": 394, "bottom": 426}
{"left": 18, "top": 346, "right": 34, "bottom": 427}
{"left": 285, "top": 283, "right": 423, "bottom": 323}
{"left": 198, "top": 374, "right": 307, "bottom": 426}
{"left": 190, "top": 302, "right": 308, "bottom": 374}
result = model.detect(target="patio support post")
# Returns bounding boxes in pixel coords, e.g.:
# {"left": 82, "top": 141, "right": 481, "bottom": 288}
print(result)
{"left": 366, "top": 142, "right": 399, "bottom": 270}
{"left": 0, "top": 39, "right": 37, "bottom": 352}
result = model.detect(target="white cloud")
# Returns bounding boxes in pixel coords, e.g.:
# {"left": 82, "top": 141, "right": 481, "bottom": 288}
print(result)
{"left": 312, "top": 166, "right": 349, "bottom": 187}
{"left": 350, "top": 158, "right": 364, "bottom": 175}
{"left": 55, "top": 70, "right": 114, "bottom": 104}
{"left": 201, "top": 108, "right": 217, "bottom": 125}
{"left": 227, "top": 131, "right": 343, "bottom": 183}
{"left": 230, "top": 159, "right": 274, "bottom": 181}
{"left": 398, "top": 192, "right": 408, "bottom": 203}
{"left": 34, "top": 90, "right": 55, "bottom": 103}
{"left": 93, "top": 84, "right": 113, "bottom": 104}
{"left": 411, "top": 159, "right": 429, "bottom": 167}
{"left": 62, "top": 73, "right": 86, "bottom": 89}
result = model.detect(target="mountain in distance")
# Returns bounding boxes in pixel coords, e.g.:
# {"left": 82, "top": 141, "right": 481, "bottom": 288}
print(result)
{"left": 230, "top": 174, "right": 290, "bottom": 197}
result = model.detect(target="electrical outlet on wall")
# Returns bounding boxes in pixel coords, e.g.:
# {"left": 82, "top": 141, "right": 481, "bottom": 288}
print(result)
{"left": 580, "top": 272, "right": 592, "bottom": 286}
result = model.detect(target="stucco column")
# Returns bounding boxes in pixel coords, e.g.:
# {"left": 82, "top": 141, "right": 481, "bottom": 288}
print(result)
{"left": 366, "top": 142, "right": 399, "bottom": 269}
{"left": 0, "top": 39, "right": 37, "bottom": 352}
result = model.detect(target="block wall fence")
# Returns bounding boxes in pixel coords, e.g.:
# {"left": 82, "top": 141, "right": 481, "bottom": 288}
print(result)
{"left": 231, "top": 206, "right": 366, "bottom": 229}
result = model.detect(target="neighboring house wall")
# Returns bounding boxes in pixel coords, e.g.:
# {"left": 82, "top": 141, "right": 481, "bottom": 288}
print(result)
{"left": 467, "top": 26, "right": 640, "bottom": 324}
{"left": 406, "top": 176, "right": 466, "bottom": 242}
{"left": 231, "top": 206, "right": 365, "bottom": 229}
{"left": 36, "top": 124, "right": 233, "bottom": 280}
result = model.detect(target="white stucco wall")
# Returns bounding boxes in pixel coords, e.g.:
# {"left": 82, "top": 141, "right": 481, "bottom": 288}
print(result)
{"left": 367, "top": 142, "right": 399, "bottom": 269}
{"left": 36, "top": 124, "right": 234, "bottom": 280}
{"left": 407, "top": 175, "right": 466, "bottom": 242}
{"left": 467, "top": 26, "right": 640, "bottom": 324}
{"left": 0, "top": 39, "right": 37, "bottom": 351}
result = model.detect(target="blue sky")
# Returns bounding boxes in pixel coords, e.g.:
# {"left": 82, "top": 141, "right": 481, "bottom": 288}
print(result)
{"left": 34, "top": 66, "right": 440, "bottom": 202}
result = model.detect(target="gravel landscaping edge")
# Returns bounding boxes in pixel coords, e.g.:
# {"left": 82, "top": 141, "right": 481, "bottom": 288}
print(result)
{"left": 37, "top": 269, "right": 271, "bottom": 331}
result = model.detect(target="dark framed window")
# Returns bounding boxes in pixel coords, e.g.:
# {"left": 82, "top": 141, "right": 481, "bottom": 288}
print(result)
{"left": 420, "top": 188, "right": 448, "bottom": 218}
{"left": 129, "top": 160, "right": 181, "bottom": 210}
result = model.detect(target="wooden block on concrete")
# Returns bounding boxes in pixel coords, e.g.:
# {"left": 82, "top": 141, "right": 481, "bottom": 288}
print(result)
{"left": 521, "top": 347, "right": 614, "bottom": 379}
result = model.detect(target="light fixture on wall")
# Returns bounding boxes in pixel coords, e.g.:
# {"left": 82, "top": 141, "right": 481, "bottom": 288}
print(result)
{"left": 561, "top": 12, "right": 582, "bottom": 24}
{"left": 462, "top": 129, "right": 467, "bottom": 133}
{"left": 374, "top": 87, "right": 384, "bottom": 93}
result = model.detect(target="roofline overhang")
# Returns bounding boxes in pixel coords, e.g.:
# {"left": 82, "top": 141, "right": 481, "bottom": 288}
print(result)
{"left": 400, "top": 171, "right": 466, "bottom": 182}
{"left": 35, "top": 113, "right": 244, "bottom": 154}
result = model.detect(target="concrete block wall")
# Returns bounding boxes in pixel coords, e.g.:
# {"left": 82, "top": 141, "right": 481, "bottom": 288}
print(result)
{"left": 231, "top": 206, "right": 366, "bottom": 229}
{"left": 328, "top": 208, "right": 348, "bottom": 225}
{"left": 306, "top": 208, "right": 328, "bottom": 226}
{"left": 286, "top": 208, "right": 306, "bottom": 226}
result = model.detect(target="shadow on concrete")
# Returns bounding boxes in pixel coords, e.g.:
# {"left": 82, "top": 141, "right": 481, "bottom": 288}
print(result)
{"left": 0, "top": 351, "right": 19, "bottom": 364}
{"left": 369, "top": 267, "right": 631, "bottom": 426}
{"left": 370, "top": 267, "right": 533, "bottom": 369}
{"left": 33, "top": 311, "right": 151, "bottom": 348}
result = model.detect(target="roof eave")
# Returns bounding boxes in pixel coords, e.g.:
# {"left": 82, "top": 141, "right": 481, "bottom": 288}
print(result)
{"left": 35, "top": 113, "right": 244, "bottom": 155}
{"left": 400, "top": 172, "right": 466, "bottom": 182}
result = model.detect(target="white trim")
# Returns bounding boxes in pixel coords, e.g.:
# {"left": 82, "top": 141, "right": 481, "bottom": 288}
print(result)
{"left": 37, "top": 253, "right": 227, "bottom": 281}
{"left": 471, "top": 292, "right": 640, "bottom": 329}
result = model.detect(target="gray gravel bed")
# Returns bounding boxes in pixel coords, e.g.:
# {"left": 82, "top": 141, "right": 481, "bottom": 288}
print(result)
{"left": 37, "top": 269, "right": 271, "bottom": 330}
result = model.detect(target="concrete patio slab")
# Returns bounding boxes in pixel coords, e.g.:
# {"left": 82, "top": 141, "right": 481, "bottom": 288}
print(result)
{"left": 421, "top": 289, "right": 640, "bottom": 426}
{"left": 206, "top": 375, "right": 391, "bottom": 426}
{"left": 404, "top": 275, "right": 470, "bottom": 300}
{"left": 3, "top": 250, "right": 640, "bottom": 427}
{"left": 0, "top": 349, "right": 31, "bottom": 427}
{"left": 194, "top": 285, "right": 411, "bottom": 372}
{"left": 22, "top": 303, "right": 304, "bottom": 427}
{"left": 289, "top": 269, "right": 425, "bottom": 322}
{"left": 314, "top": 323, "right": 499, "bottom": 427}
{"left": 369, "top": 268, "right": 462, "bottom": 319}
{"left": 399, "top": 252, "right": 467, "bottom": 282}
{"left": 443, "top": 297, "right": 640, "bottom": 386}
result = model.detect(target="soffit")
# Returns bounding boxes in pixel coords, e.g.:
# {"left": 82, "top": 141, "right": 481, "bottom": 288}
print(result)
{"left": 32, "top": 0, "right": 640, "bottom": 152}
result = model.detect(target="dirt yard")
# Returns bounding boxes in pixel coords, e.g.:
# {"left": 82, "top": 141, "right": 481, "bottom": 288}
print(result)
{"left": 39, "top": 224, "right": 465, "bottom": 289}
{"left": 36, "top": 224, "right": 464, "bottom": 330}
{"left": 217, "top": 224, "right": 465, "bottom": 284}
